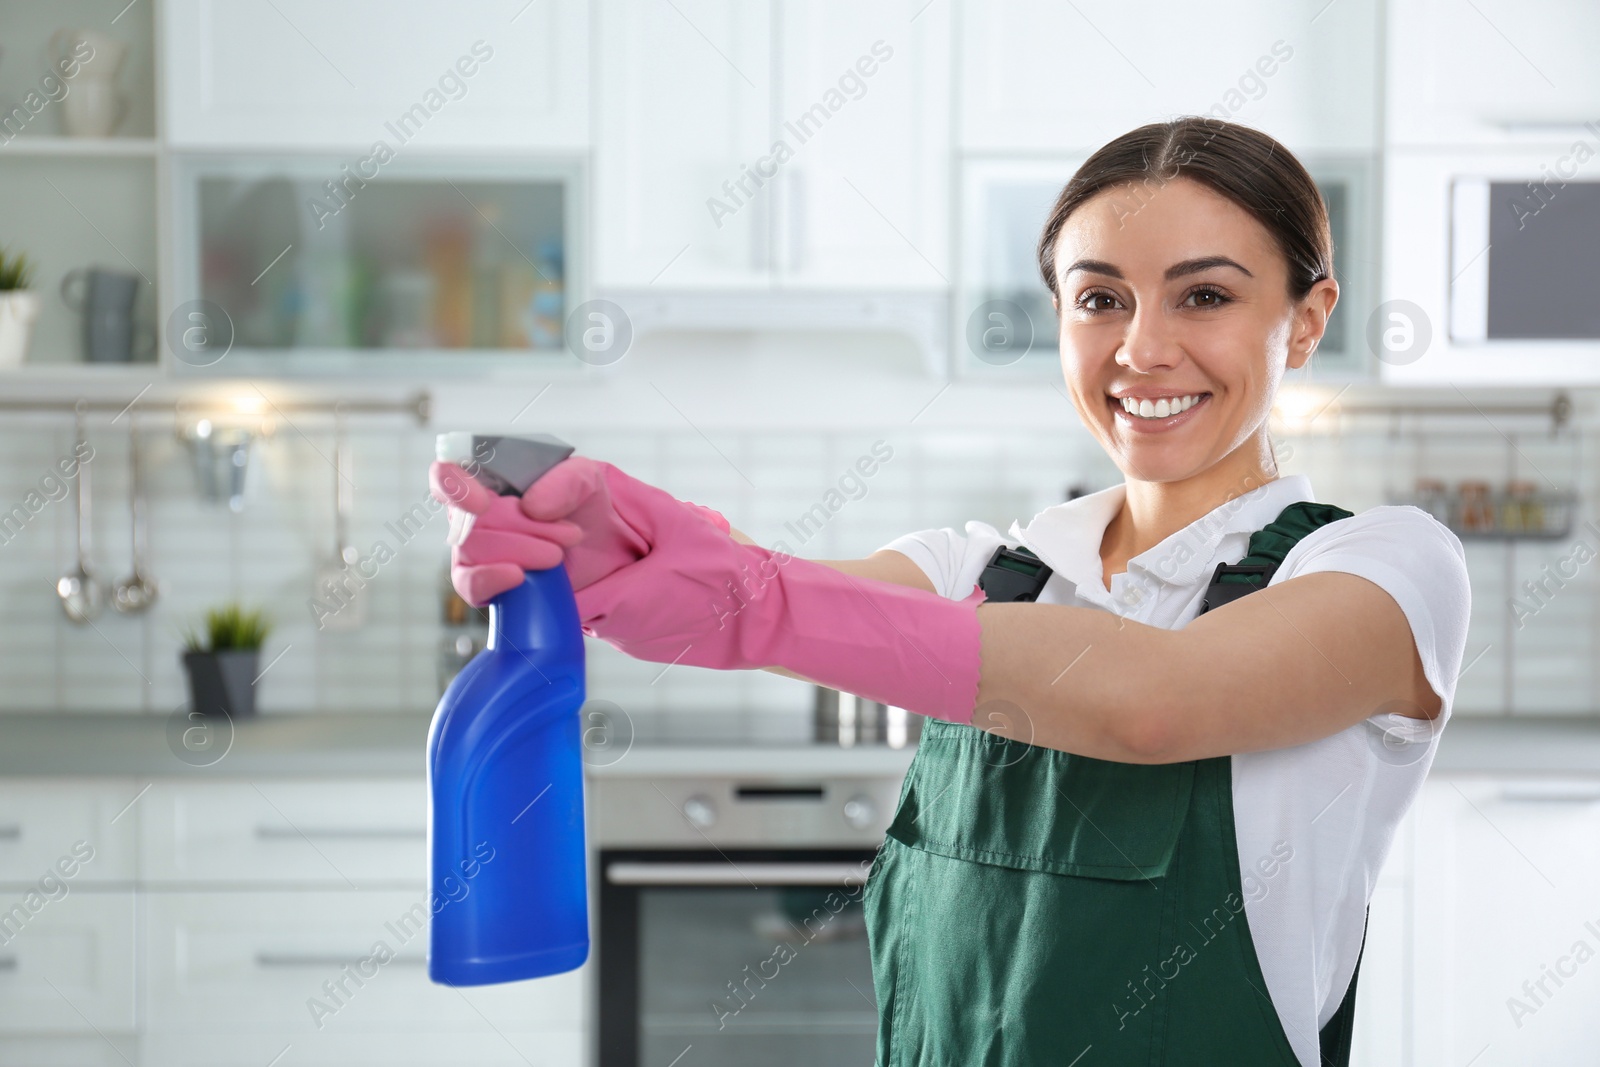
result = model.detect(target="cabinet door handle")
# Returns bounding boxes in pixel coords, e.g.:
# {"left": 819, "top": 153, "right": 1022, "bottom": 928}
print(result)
{"left": 254, "top": 826, "right": 423, "bottom": 840}
{"left": 786, "top": 168, "right": 805, "bottom": 274}
{"left": 1498, "top": 784, "right": 1600, "bottom": 803}
{"left": 1494, "top": 120, "right": 1599, "bottom": 134}
{"left": 750, "top": 180, "right": 771, "bottom": 274}
{"left": 255, "top": 953, "right": 425, "bottom": 968}
{"left": 0, "top": 825, "right": 20, "bottom": 841}
{"left": 606, "top": 860, "right": 868, "bottom": 886}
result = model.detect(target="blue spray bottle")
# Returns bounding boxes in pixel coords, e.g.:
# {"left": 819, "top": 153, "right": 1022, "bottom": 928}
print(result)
{"left": 427, "top": 432, "right": 589, "bottom": 985}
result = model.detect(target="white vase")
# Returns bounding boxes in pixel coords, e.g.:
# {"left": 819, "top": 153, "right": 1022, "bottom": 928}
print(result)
{"left": 53, "top": 29, "right": 129, "bottom": 137}
{"left": 61, "top": 78, "right": 127, "bottom": 137}
{"left": 0, "top": 291, "right": 41, "bottom": 367}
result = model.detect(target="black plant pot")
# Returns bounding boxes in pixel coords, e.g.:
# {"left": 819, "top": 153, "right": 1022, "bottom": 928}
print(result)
{"left": 183, "top": 649, "right": 260, "bottom": 718}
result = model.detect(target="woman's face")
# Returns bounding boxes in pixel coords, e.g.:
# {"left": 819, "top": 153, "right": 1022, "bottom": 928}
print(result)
{"left": 1051, "top": 176, "right": 1333, "bottom": 486}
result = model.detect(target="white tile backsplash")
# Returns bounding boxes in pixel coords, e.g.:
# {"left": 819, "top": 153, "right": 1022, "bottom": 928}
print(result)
{"left": 0, "top": 409, "right": 1595, "bottom": 720}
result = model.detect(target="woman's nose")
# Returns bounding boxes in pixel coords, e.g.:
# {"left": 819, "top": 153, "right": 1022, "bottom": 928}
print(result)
{"left": 1116, "top": 305, "right": 1183, "bottom": 373}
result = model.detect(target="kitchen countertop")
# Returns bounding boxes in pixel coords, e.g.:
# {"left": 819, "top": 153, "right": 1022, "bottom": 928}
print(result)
{"left": 3, "top": 712, "right": 1600, "bottom": 777}
{"left": 0, "top": 712, "right": 920, "bottom": 778}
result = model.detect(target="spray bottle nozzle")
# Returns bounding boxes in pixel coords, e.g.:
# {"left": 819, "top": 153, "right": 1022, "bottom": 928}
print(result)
{"left": 436, "top": 433, "right": 576, "bottom": 496}
{"left": 437, "top": 433, "right": 576, "bottom": 545}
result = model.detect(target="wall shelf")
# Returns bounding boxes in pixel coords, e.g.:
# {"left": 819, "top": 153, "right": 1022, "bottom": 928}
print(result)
{"left": 0, "top": 135, "right": 159, "bottom": 157}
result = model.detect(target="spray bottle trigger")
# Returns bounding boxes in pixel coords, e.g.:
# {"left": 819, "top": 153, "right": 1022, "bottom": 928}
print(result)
{"left": 447, "top": 507, "right": 477, "bottom": 547}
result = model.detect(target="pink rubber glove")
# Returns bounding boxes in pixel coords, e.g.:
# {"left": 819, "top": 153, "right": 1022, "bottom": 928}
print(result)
{"left": 428, "top": 458, "right": 732, "bottom": 607}
{"left": 573, "top": 475, "right": 987, "bottom": 725}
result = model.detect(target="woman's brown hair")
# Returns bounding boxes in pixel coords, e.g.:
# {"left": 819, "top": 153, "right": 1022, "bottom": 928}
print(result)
{"left": 1036, "top": 118, "right": 1333, "bottom": 303}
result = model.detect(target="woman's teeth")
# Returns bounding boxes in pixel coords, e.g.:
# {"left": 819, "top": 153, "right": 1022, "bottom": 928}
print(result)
{"left": 1119, "top": 394, "right": 1204, "bottom": 419}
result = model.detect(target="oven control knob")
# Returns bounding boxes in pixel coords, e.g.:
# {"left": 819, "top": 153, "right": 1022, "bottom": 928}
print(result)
{"left": 681, "top": 794, "right": 718, "bottom": 829}
{"left": 842, "top": 794, "right": 877, "bottom": 830}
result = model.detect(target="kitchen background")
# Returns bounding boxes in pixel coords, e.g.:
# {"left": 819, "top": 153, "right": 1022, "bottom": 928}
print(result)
{"left": 2, "top": 0, "right": 1600, "bottom": 1065}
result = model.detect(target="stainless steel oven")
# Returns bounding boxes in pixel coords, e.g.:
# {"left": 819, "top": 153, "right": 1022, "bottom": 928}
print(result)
{"left": 588, "top": 753, "right": 912, "bottom": 1067}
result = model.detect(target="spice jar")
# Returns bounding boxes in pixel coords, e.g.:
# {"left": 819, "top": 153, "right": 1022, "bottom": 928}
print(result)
{"left": 1457, "top": 480, "right": 1495, "bottom": 534}
{"left": 1507, "top": 480, "right": 1540, "bottom": 536}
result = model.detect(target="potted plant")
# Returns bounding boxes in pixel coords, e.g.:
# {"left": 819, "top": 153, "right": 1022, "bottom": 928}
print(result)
{"left": 0, "top": 246, "right": 38, "bottom": 368}
{"left": 182, "top": 604, "right": 272, "bottom": 718}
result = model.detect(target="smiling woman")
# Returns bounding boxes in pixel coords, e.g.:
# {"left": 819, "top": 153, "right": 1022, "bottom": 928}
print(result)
{"left": 432, "top": 117, "right": 1471, "bottom": 1067}
{"left": 1035, "top": 122, "right": 1340, "bottom": 598}
{"left": 855, "top": 119, "right": 1470, "bottom": 1067}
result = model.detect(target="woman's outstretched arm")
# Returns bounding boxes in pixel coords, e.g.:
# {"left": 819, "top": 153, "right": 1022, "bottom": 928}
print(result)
{"left": 741, "top": 530, "right": 1445, "bottom": 766}
{"left": 975, "top": 570, "right": 1440, "bottom": 764}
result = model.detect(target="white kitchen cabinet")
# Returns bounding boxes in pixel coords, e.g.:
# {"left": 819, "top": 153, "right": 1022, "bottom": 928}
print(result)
{"left": 1386, "top": 0, "right": 1600, "bottom": 148}
{"left": 163, "top": 0, "right": 590, "bottom": 149}
{"left": 142, "top": 891, "right": 585, "bottom": 1034}
{"left": 0, "top": 891, "right": 136, "bottom": 1035}
{"left": 139, "top": 780, "right": 425, "bottom": 886}
{"left": 593, "top": 0, "right": 949, "bottom": 290}
{"left": 0, "top": 780, "right": 140, "bottom": 885}
{"left": 594, "top": 0, "right": 773, "bottom": 289}
{"left": 956, "top": 0, "right": 1382, "bottom": 154}
{"left": 771, "top": 0, "right": 950, "bottom": 289}
{"left": 1408, "top": 776, "right": 1600, "bottom": 1066}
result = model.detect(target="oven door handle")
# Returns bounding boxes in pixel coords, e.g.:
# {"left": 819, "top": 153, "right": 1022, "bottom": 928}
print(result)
{"left": 604, "top": 861, "right": 871, "bottom": 887}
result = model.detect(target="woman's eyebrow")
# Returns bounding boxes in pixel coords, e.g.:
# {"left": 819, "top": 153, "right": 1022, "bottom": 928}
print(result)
{"left": 1164, "top": 255, "right": 1253, "bottom": 280}
{"left": 1062, "top": 255, "right": 1254, "bottom": 281}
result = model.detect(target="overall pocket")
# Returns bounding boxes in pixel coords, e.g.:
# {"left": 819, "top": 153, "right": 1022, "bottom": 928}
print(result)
{"left": 888, "top": 719, "right": 1196, "bottom": 880}
{"left": 865, "top": 722, "right": 1201, "bottom": 1065}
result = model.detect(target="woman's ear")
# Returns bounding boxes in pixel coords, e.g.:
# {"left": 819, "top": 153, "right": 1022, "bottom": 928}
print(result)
{"left": 1288, "top": 278, "right": 1339, "bottom": 370}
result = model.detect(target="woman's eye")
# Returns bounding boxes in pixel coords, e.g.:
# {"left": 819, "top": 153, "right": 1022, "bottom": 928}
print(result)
{"left": 1184, "top": 287, "right": 1230, "bottom": 308}
{"left": 1077, "top": 290, "right": 1121, "bottom": 313}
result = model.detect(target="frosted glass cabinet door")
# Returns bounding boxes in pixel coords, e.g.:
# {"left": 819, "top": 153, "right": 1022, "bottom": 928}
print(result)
{"left": 594, "top": 0, "right": 774, "bottom": 288}
{"left": 163, "top": 0, "right": 590, "bottom": 149}
{"left": 773, "top": 0, "right": 951, "bottom": 290}
{"left": 957, "top": 0, "right": 1381, "bottom": 154}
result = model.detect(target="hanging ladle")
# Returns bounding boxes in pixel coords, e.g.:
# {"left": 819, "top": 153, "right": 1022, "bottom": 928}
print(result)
{"left": 113, "top": 412, "right": 158, "bottom": 614}
{"left": 57, "top": 404, "right": 104, "bottom": 623}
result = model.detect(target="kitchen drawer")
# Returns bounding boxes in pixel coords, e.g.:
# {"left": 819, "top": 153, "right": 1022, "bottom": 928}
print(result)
{"left": 0, "top": 1037, "right": 138, "bottom": 1067}
{"left": 0, "top": 780, "right": 140, "bottom": 885}
{"left": 144, "top": 891, "right": 586, "bottom": 1033}
{"left": 0, "top": 892, "right": 136, "bottom": 1034}
{"left": 142, "top": 1031, "right": 583, "bottom": 1066}
{"left": 140, "top": 780, "right": 424, "bottom": 886}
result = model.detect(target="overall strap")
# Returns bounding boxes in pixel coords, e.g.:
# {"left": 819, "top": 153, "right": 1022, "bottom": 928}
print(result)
{"left": 1199, "top": 501, "right": 1354, "bottom": 615}
{"left": 1196, "top": 497, "right": 1368, "bottom": 1067}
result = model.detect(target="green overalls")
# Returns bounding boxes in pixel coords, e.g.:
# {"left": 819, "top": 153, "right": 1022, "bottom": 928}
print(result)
{"left": 863, "top": 502, "right": 1361, "bottom": 1067}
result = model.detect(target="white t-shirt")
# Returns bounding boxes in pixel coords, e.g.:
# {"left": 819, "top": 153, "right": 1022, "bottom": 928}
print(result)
{"left": 877, "top": 473, "right": 1471, "bottom": 1067}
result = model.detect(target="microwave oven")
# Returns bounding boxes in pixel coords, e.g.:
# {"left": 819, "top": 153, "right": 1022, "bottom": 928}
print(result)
{"left": 1450, "top": 177, "right": 1600, "bottom": 342}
